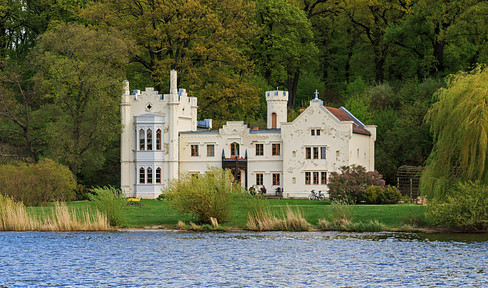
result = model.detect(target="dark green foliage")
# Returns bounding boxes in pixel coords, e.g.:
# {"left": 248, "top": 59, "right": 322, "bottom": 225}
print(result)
{"left": 363, "top": 185, "right": 383, "bottom": 204}
{"left": 363, "top": 185, "right": 401, "bottom": 204}
{"left": 426, "top": 181, "right": 488, "bottom": 231}
{"left": 381, "top": 185, "right": 402, "bottom": 204}
{"left": 89, "top": 186, "right": 125, "bottom": 227}
{"left": 328, "top": 165, "right": 385, "bottom": 204}
{"left": 0, "top": 159, "right": 76, "bottom": 206}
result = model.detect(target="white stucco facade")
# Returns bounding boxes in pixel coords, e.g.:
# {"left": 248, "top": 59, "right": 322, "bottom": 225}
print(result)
{"left": 121, "top": 71, "right": 376, "bottom": 199}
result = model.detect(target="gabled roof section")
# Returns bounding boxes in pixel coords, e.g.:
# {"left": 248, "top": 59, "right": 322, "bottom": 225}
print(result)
{"left": 325, "top": 107, "right": 371, "bottom": 136}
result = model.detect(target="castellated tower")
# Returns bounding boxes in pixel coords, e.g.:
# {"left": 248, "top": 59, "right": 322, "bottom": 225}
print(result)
{"left": 266, "top": 89, "right": 288, "bottom": 129}
{"left": 120, "top": 70, "right": 197, "bottom": 198}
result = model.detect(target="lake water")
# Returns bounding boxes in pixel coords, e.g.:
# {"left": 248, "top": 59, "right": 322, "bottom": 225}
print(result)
{"left": 0, "top": 231, "right": 487, "bottom": 287}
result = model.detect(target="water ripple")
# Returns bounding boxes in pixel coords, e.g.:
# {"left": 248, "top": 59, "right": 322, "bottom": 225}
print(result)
{"left": 0, "top": 231, "right": 486, "bottom": 287}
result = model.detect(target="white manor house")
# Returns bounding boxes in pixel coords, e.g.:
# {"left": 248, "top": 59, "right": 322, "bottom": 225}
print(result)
{"left": 121, "top": 71, "right": 376, "bottom": 199}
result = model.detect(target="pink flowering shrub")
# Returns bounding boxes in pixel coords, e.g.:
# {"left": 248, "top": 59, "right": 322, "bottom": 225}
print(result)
{"left": 328, "top": 165, "right": 385, "bottom": 204}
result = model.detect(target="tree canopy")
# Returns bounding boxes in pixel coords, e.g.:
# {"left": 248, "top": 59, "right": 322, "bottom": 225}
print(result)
{"left": 421, "top": 65, "right": 488, "bottom": 199}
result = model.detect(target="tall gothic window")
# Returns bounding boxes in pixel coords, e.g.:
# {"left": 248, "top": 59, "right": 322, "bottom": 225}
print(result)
{"left": 272, "top": 113, "right": 277, "bottom": 129}
{"left": 139, "top": 167, "right": 145, "bottom": 184}
{"left": 139, "top": 129, "right": 145, "bottom": 150}
{"left": 231, "top": 142, "right": 239, "bottom": 158}
{"left": 156, "top": 168, "right": 161, "bottom": 184}
{"left": 156, "top": 129, "right": 162, "bottom": 150}
{"left": 147, "top": 129, "right": 153, "bottom": 150}
{"left": 147, "top": 167, "right": 153, "bottom": 184}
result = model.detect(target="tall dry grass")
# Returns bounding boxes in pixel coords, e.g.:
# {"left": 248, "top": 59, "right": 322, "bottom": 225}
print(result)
{"left": 247, "top": 204, "right": 309, "bottom": 231}
{"left": 0, "top": 195, "right": 111, "bottom": 231}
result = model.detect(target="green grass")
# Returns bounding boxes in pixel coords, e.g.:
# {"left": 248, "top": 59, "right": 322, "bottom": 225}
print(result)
{"left": 26, "top": 198, "right": 427, "bottom": 230}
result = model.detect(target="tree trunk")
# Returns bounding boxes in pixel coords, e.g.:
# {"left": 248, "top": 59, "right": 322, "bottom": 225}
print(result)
{"left": 287, "top": 71, "right": 300, "bottom": 108}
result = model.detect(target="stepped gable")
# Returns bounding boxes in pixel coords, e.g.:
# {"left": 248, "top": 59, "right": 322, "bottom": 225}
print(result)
{"left": 325, "top": 106, "right": 371, "bottom": 136}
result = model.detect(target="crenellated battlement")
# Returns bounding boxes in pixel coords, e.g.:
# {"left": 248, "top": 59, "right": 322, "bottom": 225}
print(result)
{"left": 266, "top": 90, "right": 288, "bottom": 102}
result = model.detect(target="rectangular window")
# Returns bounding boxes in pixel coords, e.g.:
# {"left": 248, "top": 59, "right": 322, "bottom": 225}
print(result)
{"left": 311, "top": 129, "right": 315, "bottom": 136}
{"left": 313, "top": 147, "right": 319, "bottom": 159}
{"left": 207, "top": 144, "right": 215, "bottom": 157}
{"left": 255, "top": 143, "right": 264, "bottom": 156}
{"left": 321, "top": 172, "right": 327, "bottom": 184}
{"left": 321, "top": 147, "right": 326, "bottom": 159}
{"left": 273, "top": 173, "right": 280, "bottom": 186}
{"left": 191, "top": 145, "right": 199, "bottom": 157}
{"left": 313, "top": 172, "right": 319, "bottom": 185}
{"left": 256, "top": 173, "right": 263, "bottom": 185}
{"left": 316, "top": 129, "right": 321, "bottom": 136}
{"left": 306, "top": 147, "right": 311, "bottom": 159}
{"left": 272, "top": 144, "right": 280, "bottom": 156}
{"left": 305, "top": 172, "right": 311, "bottom": 185}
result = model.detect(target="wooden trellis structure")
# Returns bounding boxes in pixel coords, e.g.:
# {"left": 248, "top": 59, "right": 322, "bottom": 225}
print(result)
{"left": 396, "top": 165, "right": 424, "bottom": 200}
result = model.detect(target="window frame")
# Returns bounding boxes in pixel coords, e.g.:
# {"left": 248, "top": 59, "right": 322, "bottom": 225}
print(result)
{"left": 147, "top": 167, "right": 153, "bottom": 184}
{"left": 146, "top": 129, "right": 153, "bottom": 150}
{"left": 231, "top": 142, "right": 240, "bottom": 158}
{"left": 207, "top": 144, "right": 215, "bottom": 157}
{"left": 306, "top": 147, "right": 311, "bottom": 159}
{"left": 191, "top": 144, "right": 199, "bottom": 157}
{"left": 321, "top": 147, "right": 327, "bottom": 159}
{"left": 156, "top": 129, "right": 162, "bottom": 150}
{"left": 313, "top": 147, "right": 319, "bottom": 159}
{"left": 321, "top": 172, "right": 327, "bottom": 184}
{"left": 305, "top": 172, "right": 311, "bottom": 185}
{"left": 256, "top": 173, "right": 263, "bottom": 185}
{"left": 139, "top": 129, "right": 145, "bottom": 150}
{"left": 272, "top": 143, "right": 280, "bottom": 156}
{"left": 139, "top": 167, "right": 145, "bottom": 184}
{"left": 313, "top": 172, "right": 319, "bottom": 184}
{"left": 156, "top": 167, "right": 161, "bottom": 184}
{"left": 255, "top": 143, "right": 264, "bottom": 156}
{"left": 272, "top": 173, "right": 280, "bottom": 186}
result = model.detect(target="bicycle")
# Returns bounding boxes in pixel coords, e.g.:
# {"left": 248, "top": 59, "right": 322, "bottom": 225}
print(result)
{"left": 308, "top": 190, "right": 325, "bottom": 201}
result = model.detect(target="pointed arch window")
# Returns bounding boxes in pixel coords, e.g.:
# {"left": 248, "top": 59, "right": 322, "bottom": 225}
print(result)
{"left": 156, "top": 167, "right": 161, "bottom": 184}
{"left": 147, "top": 129, "right": 152, "bottom": 150}
{"left": 139, "top": 129, "right": 145, "bottom": 150}
{"left": 156, "top": 129, "right": 162, "bottom": 150}
{"left": 139, "top": 167, "right": 145, "bottom": 184}
{"left": 147, "top": 167, "right": 153, "bottom": 184}
{"left": 230, "top": 142, "right": 240, "bottom": 158}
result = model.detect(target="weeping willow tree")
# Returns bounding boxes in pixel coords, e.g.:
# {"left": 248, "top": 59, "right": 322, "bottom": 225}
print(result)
{"left": 421, "top": 65, "right": 488, "bottom": 199}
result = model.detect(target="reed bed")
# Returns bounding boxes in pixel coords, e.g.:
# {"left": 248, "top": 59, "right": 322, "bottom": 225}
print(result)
{"left": 247, "top": 204, "right": 310, "bottom": 231}
{"left": 0, "top": 196, "right": 111, "bottom": 231}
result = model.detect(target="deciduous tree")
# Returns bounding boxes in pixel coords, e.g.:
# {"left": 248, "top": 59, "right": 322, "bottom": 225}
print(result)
{"left": 31, "top": 23, "right": 131, "bottom": 179}
{"left": 421, "top": 66, "right": 488, "bottom": 199}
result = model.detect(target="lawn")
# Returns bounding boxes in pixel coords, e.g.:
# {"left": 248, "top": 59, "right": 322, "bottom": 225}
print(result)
{"left": 26, "top": 198, "right": 426, "bottom": 230}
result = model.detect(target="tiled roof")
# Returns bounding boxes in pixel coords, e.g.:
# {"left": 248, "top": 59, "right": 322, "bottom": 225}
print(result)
{"left": 325, "top": 107, "right": 371, "bottom": 136}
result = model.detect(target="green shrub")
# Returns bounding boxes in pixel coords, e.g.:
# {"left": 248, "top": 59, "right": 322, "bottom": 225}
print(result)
{"left": 426, "top": 181, "right": 488, "bottom": 230}
{"left": 363, "top": 185, "right": 382, "bottom": 204}
{"left": 0, "top": 159, "right": 76, "bottom": 206}
{"left": 89, "top": 186, "right": 125, "bottom": 226}
{"left": 164, "top": 167, "right": 241, "bottom": 224}
{"left": 363, "top": 185, "right": 401, "bottom": 204}
{"left": 382, "top": 185, "right": 402, "bottom": 204}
